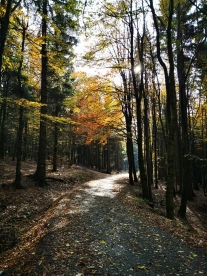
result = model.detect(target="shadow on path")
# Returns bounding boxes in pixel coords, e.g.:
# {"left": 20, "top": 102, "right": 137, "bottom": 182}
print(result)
{"left": 2, "top": 173, "right": 207, "bottom": 275}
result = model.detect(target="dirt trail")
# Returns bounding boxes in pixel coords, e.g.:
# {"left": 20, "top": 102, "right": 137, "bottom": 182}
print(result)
{"left": 1, "top": 173, "right": 207, "bottom": 275}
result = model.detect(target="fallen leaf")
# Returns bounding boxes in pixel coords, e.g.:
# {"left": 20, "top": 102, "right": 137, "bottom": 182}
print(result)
{"left": 100, "top": 240, "right": 106, "bottom": 244}
{"left": 137, "top": 266, "right": 146, "bottom": 270}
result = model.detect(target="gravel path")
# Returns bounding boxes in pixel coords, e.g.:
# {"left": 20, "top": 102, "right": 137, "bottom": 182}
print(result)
{"left": 3, "top": 173, "right": 207, "bottom": 275}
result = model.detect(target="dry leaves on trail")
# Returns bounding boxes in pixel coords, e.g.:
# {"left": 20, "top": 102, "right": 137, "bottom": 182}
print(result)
{"left": 0, "top": 159, "right": 101, "bottom": 272}
{"left": 116, "top": 177, "right": 207, "bottom": 253}
{"left": 0, "top": 159, "right": 207, "bottom": 275}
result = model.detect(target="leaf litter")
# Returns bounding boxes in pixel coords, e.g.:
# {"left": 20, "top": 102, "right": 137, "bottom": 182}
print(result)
{"left": 0, "top": 158, "right": 207, "bottom": 275}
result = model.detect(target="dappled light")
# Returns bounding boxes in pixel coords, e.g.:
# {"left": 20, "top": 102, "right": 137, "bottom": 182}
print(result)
{"left": 1, "top": 0, "right": 207, "bottom": 274}
{"left": 0, "top": 161, "right": 207, "bottom": 274}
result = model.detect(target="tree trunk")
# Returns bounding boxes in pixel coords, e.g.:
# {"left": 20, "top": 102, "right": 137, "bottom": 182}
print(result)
{"left": 152, "top": 97, "right": 158, "bottom": 188}
{"left": 0, "top": 0, "right": 21, "bottom": 84}
{"left": 120, "top": 71, "right": 136, "bottom": 185}
{"left": 177, "top": 3, "right": 193, "bottom": 216}
{"left": 0, "top": 0, "right": 12, "bottom": 83}
{"left": 52, "top": 122, "right": 58, "bottom": 172}
{"left": 14, "top": 21, "right": 27, "bottom": 189}
{"left": 14, "top": 105, "right": 24, "bottom": 188}
{"left": 22, "top": 119, "right": 28, "bottom": 161}
{"left": 52, "top": 105, "right": 60, "bottom": 172}
{"left": 0, "top": 100, "right": 7, "bottom": 158}
{"left": 106, "top": 138, "right": 111, "bottom": 174}
{"left": 144, "top": 92, "right": 153, "bottom": 202}
{"left": 150, "top": 0, "right": 177, "bottom": 219}
{"left": 129, "top": 0, "right": 149, "bottom": 198}
{"left": 136, "top": 97, "right": 149, "bottom": 198}
{"left": 34, "top": 0, "right": 48, "bottom": 186}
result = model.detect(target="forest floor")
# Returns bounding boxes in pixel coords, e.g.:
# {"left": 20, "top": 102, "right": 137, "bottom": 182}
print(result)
{"left": 0, "top": 158, "right": 207, "bottom": 275}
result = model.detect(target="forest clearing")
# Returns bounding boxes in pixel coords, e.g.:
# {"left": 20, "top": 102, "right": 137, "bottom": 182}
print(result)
{"left": 0, "top": 159, "right": 207, "bottom": 275}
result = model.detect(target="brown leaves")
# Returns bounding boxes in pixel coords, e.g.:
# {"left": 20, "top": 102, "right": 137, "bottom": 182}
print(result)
{"left": 117, "top": 179, "right": 207, "bottom": 253}
{"left": 0, "top": 158, "right": 100, "bottom": 274}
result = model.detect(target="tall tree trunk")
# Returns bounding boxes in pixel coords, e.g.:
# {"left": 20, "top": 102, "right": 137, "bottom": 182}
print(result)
{"left": 14, "top": 20, "right": 27, "bottom": 189}
{"left": 120, "top": 71, "right": 137, "bottom": 185}
{"left": 34, "top": 0, "right": 48, "bottom": 186}
{"left": 150, "top": 0, "right": 177, "bottom": 219}
{"left": 0, "top": 0, "right": 12, "bottom": 84}
{"left": 0, "top": 0, "right": 21, "bottom": 84}
{"left": 14, "top": 105, "right": 24, "bottom": 188}
{"left": 52, "top": 122, "right": 58, "bottom": 172}
{"left": 144, "top": 91, "right": 153, "bottom": 202}
{"left": 22, "top": 119, "right": 28, "bottom": 161}
{"left": 106, "top": 138, "right": 111, "bottom": 174}
{"left": 152, "top": 97, "right": 158, "bottom": 188}
{"left": 177, "top": 3, "right": 193, "bottom": 216}
{"left": 0, "top": 73, "right": 10, "bottom": 159}
{"left": 129, "top": 0, "right": 149, "bottom": 198}
{"left": 52, "top": 105, "right": 60, "bottom": 172}
{"left": 0, "top": 100, "right": 7, "bottom": 158}
{"left": 126, "top": 133, "right": 134, "bottom": 184}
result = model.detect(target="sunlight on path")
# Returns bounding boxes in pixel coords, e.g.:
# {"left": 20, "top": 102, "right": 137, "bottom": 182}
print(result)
{"left": 64, "top": 173, "right": 207, "bottom": 275}
{"left": 69, "top": 174, "right": 128, "bottom": 214}
{"left": 14, "top": 172, "right": 206, "bottom": 276}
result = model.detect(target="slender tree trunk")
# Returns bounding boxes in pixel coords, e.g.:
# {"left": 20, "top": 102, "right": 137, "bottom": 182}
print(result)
{"left": 152, "top": 97, "right": 158, "bottom": 188}
{"left": 0, "top": 100, "right": 7, "bottom": 158}
{"left": 52, "top": 105, "right": 60, "bottom": 172}
{"left": 177, "top": 3, "right": 193, "bottom": 216}
{"left": 52, "top": 123, "right": 58, "bottom": 171}
{"left": 14, "top": 21, "right": 27, "bottom": 189}
{"left": 0, "top": 0, "right": 21, "bottom": 84}
{"left": 129, "top": 0, "right": 149, "bottom": 198}
{"left": 136, "top": 97, "right": 149, "bottom": 198}
{"left": 116, "top": 141, "right": 121, "bottom": 172}
{"left": 165, "top": 0, "right": 177, "bottom": 220}
{"left": 106, "top": 138, "right": 111, "bottom": 174}
{"left": 0, "top": 0, "right": 12, "bottom": 83}
{"left": 34, "top": 0, "right": 48, "bottom": 186}
{"left": 126, "top": 134, "right": 134, "bottom": 184}
{"left": 22, "top": 119, "right": 28, "bottom": 161}
{"left": 144, "top": 92, "right": 153, "bottom": 202}
{"left": 14, "top": 105, "right": 24, "bottom": 188}
{"left": 150, "top": 0, "right": 177, "bottom": 219}
{"left": 120, "top": 71, "right": 136, "bottom": 184}
{"left": 132, "top": 145, "right": 138, "bottom": 182}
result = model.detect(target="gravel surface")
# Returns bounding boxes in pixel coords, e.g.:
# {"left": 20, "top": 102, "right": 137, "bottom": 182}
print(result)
{"left": 2, "top": 173, "right": 207, "bottom": 275}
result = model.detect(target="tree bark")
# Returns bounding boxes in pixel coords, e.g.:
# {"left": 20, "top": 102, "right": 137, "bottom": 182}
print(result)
{"left": 128, "top": 0, "right": 149, "bottom": 198}
{"left": 120, "top": 71, "right": 137, "bottom": 185}
{"left": 0, "top": 0, "right": 21, "bottom": 84}
{"left": 34, "top": 0, "right": 48, "bottom": 186}
{"left": 14, "top": 20, "right": 27, "bottom": 189}
{"left": 177, "top": 3, "right": 193, "bottom": 216}
{"left": 150, "top": 0, "right": 177, "bottom": 219}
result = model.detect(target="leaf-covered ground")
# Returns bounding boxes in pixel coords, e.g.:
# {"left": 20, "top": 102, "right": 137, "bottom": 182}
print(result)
{"left": 0, "top": 159, "right": 207, "bottom": 275}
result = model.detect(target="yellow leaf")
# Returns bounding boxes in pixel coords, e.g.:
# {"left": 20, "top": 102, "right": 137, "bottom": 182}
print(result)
{"left": 137, "top": 266, "right": 146, "bottom": 270}
{"left": 100, "top": 240, "right": 106, "bottom": 244}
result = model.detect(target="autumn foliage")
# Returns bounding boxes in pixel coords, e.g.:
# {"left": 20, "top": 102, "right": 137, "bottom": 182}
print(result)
{"left": 68, "top": 72, "right": 124, "bottom": 145}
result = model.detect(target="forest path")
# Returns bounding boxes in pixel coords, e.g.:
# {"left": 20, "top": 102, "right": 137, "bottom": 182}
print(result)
{"left": 2, "top": 171, "right": 207, "bottom": 275}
